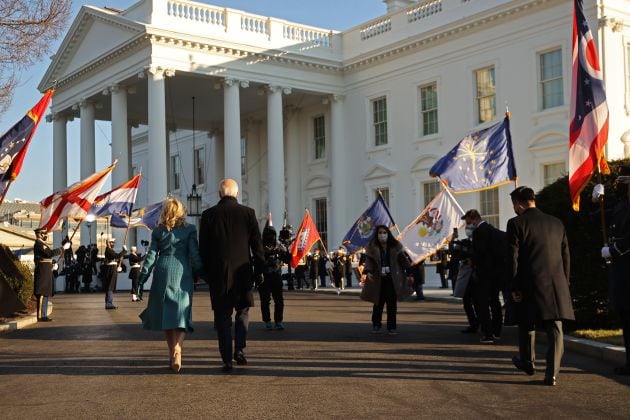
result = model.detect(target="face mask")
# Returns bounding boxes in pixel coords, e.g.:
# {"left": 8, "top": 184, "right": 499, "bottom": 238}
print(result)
{"left": 378, "top": 233, "right": 388, "bottom": 243}
{"left": 464, "top": 227, "right": 474, "bottom": 238}
{"left": 42, "top": 235, "right": 48, "bottom": 241}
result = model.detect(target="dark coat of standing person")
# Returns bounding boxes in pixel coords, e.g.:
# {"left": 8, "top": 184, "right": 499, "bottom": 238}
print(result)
{"left": 307, "top": 249, "right": 321, "bottom": 290}
{"left": 127, "top": 246, "right": 144, "bottom": 302}
{"left": 102, "top": 238, "right": 126, "bottom": 309}
{"left": 592, "top": 166, "right": 630, "bottom": 376}
{"left": 199, "top": 179, "right": 265, "bottom": 372}
{"left": 33, "top": 228, "right": 69, "bottom": 321}
{"left": 138, "top": 197, "right": 204, "bottom": 373}
{"left": 360, "top": 225, "right": 413, "bottom": 334}
{"left": 507, "top": 186, "right": 574, "bottom": 386}
{"left": 259, "top": 219, "right": 290, "bottom": 330}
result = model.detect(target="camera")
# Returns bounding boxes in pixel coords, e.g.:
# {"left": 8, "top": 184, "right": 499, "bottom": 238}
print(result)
{"left": 279, "top": 224, "right": 294, "bottom": 247}
{"left": 141, "top": 240, "right": 149, "bottom": 247}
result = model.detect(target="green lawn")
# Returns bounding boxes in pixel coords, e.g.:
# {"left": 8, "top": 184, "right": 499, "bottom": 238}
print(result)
{"left": 571, "top": 329, "right": 624, "bottom": 346}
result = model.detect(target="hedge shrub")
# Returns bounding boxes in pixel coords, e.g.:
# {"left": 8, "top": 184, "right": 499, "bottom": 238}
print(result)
{"left": 0, "top": 244, "right": 34, "bottom": 307}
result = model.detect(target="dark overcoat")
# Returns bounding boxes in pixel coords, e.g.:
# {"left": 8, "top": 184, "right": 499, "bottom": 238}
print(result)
{"left": 102, "top": 246, "right": 125, "bottom": 292}
{"left": 507, "top": 207, "right": 574, "bottom": 322}
{"left": 472, "top": 221, "right": 507, "bottom": 291}
{"left": 199, "top": 196, "right": 265, "bottom": 310}
{"left": 608, "top": 199, "right": 630, "bottom": 314}
{"left": 33, "top": 238, "right": 62, "bottom": 296}
{"left": 360, "top": 241, "right": 412, "bottom": 304}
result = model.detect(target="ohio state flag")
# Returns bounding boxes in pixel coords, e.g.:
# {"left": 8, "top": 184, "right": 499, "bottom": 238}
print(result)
{"left": 289, "top": 210, "right": 321, "bottom": 268}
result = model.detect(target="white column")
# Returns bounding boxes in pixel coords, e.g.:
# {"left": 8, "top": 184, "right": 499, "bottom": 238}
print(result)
{"left": 147, "top": 67, "right": 171, "bottom": 204}
{"left": 224, "top": 78, "right": 246, "bottom": 189}
{"left": 267, "top": 85, "right": 287, "bottom": 224}
{"left": 109, "top": 85, "right": 130, "bottom": 246}
{"left": 330, "top": 95, "right": 345, "bottom": 249}
{"left": 245, "top": 120, "right": 261, "bottom": 215}
{"left": 80, "top": 101, "right": 96, "bottom": 246}
{"left": 52, "top": 114, "right": 67, "bottom": 248}
{"left": 285, "top": 107, "right": 300, "bottom": 228}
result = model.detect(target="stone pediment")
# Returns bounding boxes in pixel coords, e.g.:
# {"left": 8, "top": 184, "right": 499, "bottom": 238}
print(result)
{"left": 363, "top": 163, "right": 395, "bottom": 180}
{"left": 305, "top": 175, "right": 331, "bottom": 190}
{"left": 410, "top": 155, "right": 439, "bottom": 173}
{"left": 39, "top": 6, "right": 145, "bottom": 91}
{"left": 528, "top": 129, "right": 567, "bottom": 151}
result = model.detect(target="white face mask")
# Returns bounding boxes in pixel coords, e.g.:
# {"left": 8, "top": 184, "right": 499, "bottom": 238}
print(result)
{"left": 464, "top": 227, "right": 475, "bottom": 238}
{"left": 378, "top": 233, "right": 388, "bottom": 243}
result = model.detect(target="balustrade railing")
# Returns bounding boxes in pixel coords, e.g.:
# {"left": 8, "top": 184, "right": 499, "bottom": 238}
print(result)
{"left": 166, "top": 0, "right": 225, "bottom": 27}
{"left": 407, "top": 0, "right": 443, "bottom": 23}
{"left": 283, "top": 24, "right": 332, "bottom": 47}
{"left": 360, "top": 17, "right": 392, "bottom": 40}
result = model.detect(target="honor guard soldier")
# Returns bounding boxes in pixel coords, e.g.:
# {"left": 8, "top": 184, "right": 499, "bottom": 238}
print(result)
{"left": 103, "top": 238, "right": 127, "bottom": 309}
{"left": 127, "top": 246, "right": 143, "bottom": 302}
{"left": 307, "top": 248, "right": 321, "bottom": 290}
{"left": 593, "top": 165, "right": 630, "bottom": 376}
{"left": 33, "top": 228, "right": 70, "bottom": 321}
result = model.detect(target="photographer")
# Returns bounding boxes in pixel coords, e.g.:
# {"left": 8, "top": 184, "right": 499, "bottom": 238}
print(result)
{"left": 259, "top": 219, "right": 290, "bottom": 330}
{"left": 449, "top": 227, "right": 479, "bottom": 334}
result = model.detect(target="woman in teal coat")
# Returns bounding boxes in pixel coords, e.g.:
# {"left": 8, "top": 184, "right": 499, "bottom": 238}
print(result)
{"left": 138, "top": 197, "right": 204, "bottom": 372}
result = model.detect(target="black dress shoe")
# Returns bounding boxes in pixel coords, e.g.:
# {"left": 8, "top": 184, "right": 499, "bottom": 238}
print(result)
{"left": 460, "top": 326, "right": 478, "bottom": 334}
{"left": 105, "top": 306, "right": 117, "bottom": 310}
{"left": 38, "top": 317, "right": 53, "bottom": 322}
{"left": 234, "top": 351, "right": 247, "bottom": 366}
{"left": 543, "top": 376, "right": 557, "bottom": 386}
{"left": 221, "top": 362, "right": 233, "bottom": 372}
{"left": 512, "top": 356, "right": 536, "bottom": 376}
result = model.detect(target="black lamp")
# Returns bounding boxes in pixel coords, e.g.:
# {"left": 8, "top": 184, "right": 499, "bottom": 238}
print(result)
{"left": 187, "top": 183, "right": 202, "bottom": 217}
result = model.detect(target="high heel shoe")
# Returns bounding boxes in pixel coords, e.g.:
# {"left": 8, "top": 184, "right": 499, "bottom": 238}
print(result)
{"left": 171, "top": 351, "right": 181, "bottom": 373}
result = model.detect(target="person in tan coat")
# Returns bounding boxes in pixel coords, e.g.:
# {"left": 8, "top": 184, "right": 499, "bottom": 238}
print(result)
{"left": 360, "top": 225, "right": 414, "bottom": 335}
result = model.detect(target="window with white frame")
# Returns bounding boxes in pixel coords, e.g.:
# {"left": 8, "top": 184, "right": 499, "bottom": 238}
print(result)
{"left": 314, "top": 198, "right": 328, "bottom": 247}
{"left": 480, "top": 188, "right": 500, "bottom": 228}
{"left": 543, "top": 162, "right": 566, "bottom": 186}
{"left": 241, "top": 137, "right": 247, "bottom": 177}
{"left": 540, "top": 48, "right": 564, "bottom": 109}
{"left": 372, "top": 97, "right": 388, "bottom": 146}
{"left": 314, "top": 115, "right": 326, "bottom": 160}
{"left": 194, "top": 147, "right": 205, "bottom": 186}
{"left": 374, "top": 187, "right": 390, "bottom": 207}
{"left": 475, "top": 67, "right": 496, "bottom": 124}
{"left": 423, "top": 180, "right": 441, "bottom": 207}
{"left": 171, "top": 155, "right": 180, "bottom": 191}
{"left": 420, "top": 83, "right": 438, "bottom": 136}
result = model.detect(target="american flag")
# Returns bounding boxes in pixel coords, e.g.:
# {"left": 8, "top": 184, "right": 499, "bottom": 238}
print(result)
{"left": 569, "top": 0, "right": 609, "bottom": 211}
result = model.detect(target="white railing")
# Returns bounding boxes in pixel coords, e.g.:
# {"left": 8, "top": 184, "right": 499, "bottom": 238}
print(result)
{"left": 166, "top": 0, "right": 225, "bottom": 27}
{"left": 241, "top": 14, "right": 269, "bottom": 36}
{"left": 283, "top": 24, "right": 332, "bottom": 47}
{"left": 407, "top": 0, "right": 443, "bottom": 23}
{"left": 360, "top": 17, "right": 392, "bottom": 40}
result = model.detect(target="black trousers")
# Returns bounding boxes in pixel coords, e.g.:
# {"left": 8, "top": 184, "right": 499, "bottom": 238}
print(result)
{"left": 476, "top": 282, "right": 503, "bottom": 337}
{"left": 258, "top": 276, "right": 284, "bottom": 323}
{"left": 463, "top": 282, "right": 479, "bottom": 330}
{"left": 372, "top": 275, "right": 397, "bottom": 330}
{"left": 519, "top": 320, "right": 564, "bottom": 379}
{"left": 214, "top": 304, "right": 249, "bottom": 364}
{"left": 621, "top": 312, "right": 630, "bottom": 366}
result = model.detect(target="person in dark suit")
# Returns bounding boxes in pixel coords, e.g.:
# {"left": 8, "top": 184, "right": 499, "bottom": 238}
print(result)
{"left": 307, "top": 248, "right": 321, "bottom": 290}
{"left": 33, "top": 228, "right": 70, "bottom": 321}
{"left": 462, "top": 209, "right": 504, "bottom": 343}
{"left": 102, "top": 238, "right": 126, "bottom": 309}
{"left": 199, "top": 179, "right": 265, "bottom": 372}
{"left": 507, "top": 186, "right": 574, "bottom": 386}
{"left": 592, "top": 166, "right": 630, "bottom": 376}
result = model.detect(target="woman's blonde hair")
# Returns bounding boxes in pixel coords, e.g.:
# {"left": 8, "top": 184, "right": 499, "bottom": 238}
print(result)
{"left": 159, "top": 196, "right": 187, "bottom": 231}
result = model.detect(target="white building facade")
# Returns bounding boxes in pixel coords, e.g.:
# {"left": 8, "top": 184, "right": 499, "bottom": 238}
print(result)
{"left": 39, "top": 0, "right": 630, "bottom": 248}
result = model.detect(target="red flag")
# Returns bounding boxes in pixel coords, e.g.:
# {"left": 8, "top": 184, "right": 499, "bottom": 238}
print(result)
{"left": 0, "top": 90, "right": 54, "bottom": 201}
{"left": 569, "top": 0, "right": 609, "bottom": 211}
{"left": 39, "top": 162, "right": 116, "bottom": 231}
{"left": 289, "top": 210, "right": 321, "bottom": 268}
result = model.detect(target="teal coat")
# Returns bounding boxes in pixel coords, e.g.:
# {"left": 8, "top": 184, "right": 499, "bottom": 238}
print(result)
{"left": 139, "top": 224, "right": 204, "bottom": 332}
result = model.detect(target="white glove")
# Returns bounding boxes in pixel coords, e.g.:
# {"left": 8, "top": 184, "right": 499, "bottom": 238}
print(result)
{"left": 122, "top": 245, "right": 128, "bottom": 251}
{"left": 52, "top": 263, "right": 59, "bottom": 271}
{"left": 601, "top": 246, "right": 611, "bottom": 259}
{"left": 592, "top": 184, "right": 605, "bottom": 202}
{"left": 63, "top": 242, "right": 71, "bottom": 250}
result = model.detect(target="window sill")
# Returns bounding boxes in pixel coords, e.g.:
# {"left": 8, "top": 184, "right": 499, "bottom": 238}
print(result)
{"left": 414, "top": 133, "right": 442, "bottom": 144}
{"left": 531, "top": 106, "right": 568, "bottom": 125}
{"left": 367, "top": 144, "right": 392, "bottom": 156}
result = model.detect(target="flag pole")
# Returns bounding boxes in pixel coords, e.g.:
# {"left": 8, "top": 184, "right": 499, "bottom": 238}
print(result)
{"left": 504, "top": 105, "right": 519, "bottom": 189}
{"left": 596, "top": 167, "right": 608, "bottom": 246}
{"left": 0, "top": 180, "right": 13, "bottom": 206}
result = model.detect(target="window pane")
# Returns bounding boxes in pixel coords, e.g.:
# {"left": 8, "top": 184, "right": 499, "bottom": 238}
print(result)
{"left": 420, "top": 84, "right": 438, "bottom": 136}
{"left": 479, "top": 188, "right": 499, "bottom": 228}
{"left": 540, "top": 49, "right": 564, "bottom": 109}
{"left": 241, "top": 138, "right": 247, "bottom": 177}
{"left": 171, "top": 155, "right": 180, "bottom": 190}
{"left": 314, "top": 115, "right": 325, "bottom": 159}
{"left": 374, "top": 187, "right": 390, "bottom": 207}
{"left": 314, "top": 198, "right": 328, "bottom": 248}
{"left": 544, "top": 162, "right": 566, "bottom": 186}
{"left": 373, "top": 97, "right": 388, "bottom": 146}
{"left": 195, "top": 148, "right": 205, "bottom": 185}
{"left": 423, "top": 181, "right": 441, "bottom": 208}
{"left": 475, "top": 67, "right": 496, "bottom": 123}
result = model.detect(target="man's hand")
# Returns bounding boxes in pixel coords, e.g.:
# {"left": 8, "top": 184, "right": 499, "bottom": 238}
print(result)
{"left": 601, "top": 246, "right": 611, "bottom": 259}
{"left": 592, "top": 184, "right": 605, "bottom": 203}
{"left": 122, "top": 245, "right": 128, "bottom": 252}
{"left": 512, "top": 291, "right": 523, "bottom": 303}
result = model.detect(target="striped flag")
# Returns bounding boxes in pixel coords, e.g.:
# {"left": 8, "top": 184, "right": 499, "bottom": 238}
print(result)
{"left": 289, "top": 210, "right": 321, "bottom": 268}
{"left": 38, "top": 162, "right": 116, "bottom": 231}
{"left": 569, "top": 0, "right": 610, "bottom": 211}
{"left": 110, "top": 201, "right": 163, "bottom": 230}
{"left": 88, "top": 173, "right": 141, "bottom": 217}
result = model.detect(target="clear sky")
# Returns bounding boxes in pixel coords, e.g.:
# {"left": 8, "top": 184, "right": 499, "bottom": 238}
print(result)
{"left": 2, "top": 0, "right": 387, "bottom": 202}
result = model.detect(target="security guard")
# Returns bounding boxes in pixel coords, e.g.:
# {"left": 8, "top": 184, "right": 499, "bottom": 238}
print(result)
{"left": 593, "top": 165, "right": 630, "bottom": 376}
{"left": 102, "top": 238, "right": 126, "bottom": 309}
{"left": 33, "top": 228, "right": 70, "bottom": 321}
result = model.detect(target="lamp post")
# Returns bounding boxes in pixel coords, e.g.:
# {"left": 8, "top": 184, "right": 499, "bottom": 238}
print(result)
{"left": 85, "top": 213, "right": 96, "bottom": 245}
{"left": 187, "top": 96, "right": 202, "bottom": 218}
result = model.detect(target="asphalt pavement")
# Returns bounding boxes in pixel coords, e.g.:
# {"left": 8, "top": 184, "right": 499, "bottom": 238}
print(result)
{"left": 0, "top": 291, "right": 628, "bottom": 419}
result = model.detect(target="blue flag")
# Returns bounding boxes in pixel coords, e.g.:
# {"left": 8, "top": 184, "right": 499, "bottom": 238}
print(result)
{"left": 429, "top": 117, "right": 517, "bottom": 192}
{"left": 341, "top": 195, "right": 396, "bottom": 254}
{"left": 110, "top": 201, "right": 162, "bottom": 230}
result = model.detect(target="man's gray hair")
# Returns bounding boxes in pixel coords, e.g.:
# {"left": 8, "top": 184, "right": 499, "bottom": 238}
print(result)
{"left": 219, "top": 179, "right": 239, "bottom": 198}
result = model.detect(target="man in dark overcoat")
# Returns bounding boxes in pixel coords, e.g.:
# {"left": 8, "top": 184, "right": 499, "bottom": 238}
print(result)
{"left": 102, "top": 238, "right": 126, "bottom": 309}
{"left": 199, "top": 179, "right": 265, "bottom": 372}
{"left": 507, "top": 186, "right": 574, "bottom": 386}
{"left": 593, "top": 166, "right": 630, "bottom": 375}
{"left": 33, "top": 228, "right": 70, "bottom": 321}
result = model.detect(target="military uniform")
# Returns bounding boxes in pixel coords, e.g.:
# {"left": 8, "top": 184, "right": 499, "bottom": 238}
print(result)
{"left": 33, "top": 229, "right": 64, "bottom": 321}
{"left": 102, "top": 240, "right": 126, "bottom": 309}
{"left": 259, "top": 224, "right": 290, "bottom": 329}
{"left": 127, "top": 250, "right": 143, "bottom": 301}
{"left": 307, "top": 251, "right": 321, "bottom": 290}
